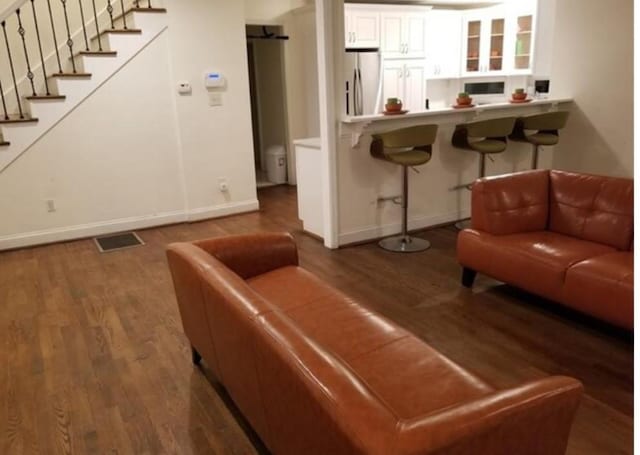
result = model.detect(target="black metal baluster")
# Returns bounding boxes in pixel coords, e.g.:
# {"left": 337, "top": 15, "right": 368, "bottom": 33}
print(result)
{"left": 0, "top": 77, "right": 9, "bottom": 120}
{"left": 90, "top": 0, "right": 102, "bottom": 51}
{"left": 106, "top": 0, "right": 114, "bottom": 29}
{"left": 119, "top": 0, "right": 127, "bottom": 29}
{"left": 46, "top": 0, "right": 63, "bottom": 73}
{"left": 1, "top": 21, "right": 24, "bottom": 118}
{"left": 134, "top": 0, "right": 139, "bottom": 7}
{"left": 16, "top": 9, "right": 37, "bottom": 96}
{"left": 147, "top": 0, "right": 151, "bottom": 9}
{"left": 30, "top": 0, "right": 52, "bottom": 95}
{"left": 60, "top": 0, "right": 76, "bottom": 72}
{"left": 77, "top": 0, "right": 89, "bottom": 51}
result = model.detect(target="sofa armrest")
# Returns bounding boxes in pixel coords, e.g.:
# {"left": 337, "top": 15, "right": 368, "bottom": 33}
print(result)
{"left": 194, "top": 232, "right": 299, "bottom": 279}
{"left": 471, "top": 170, "right": 550, "bottom": 235}
{"left": 397, "top": 376, "right": 582, "bottom": 455}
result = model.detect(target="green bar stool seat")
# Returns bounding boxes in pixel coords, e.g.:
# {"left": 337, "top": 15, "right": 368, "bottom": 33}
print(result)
{"left": 451, "top": 117, "right": 517, "bottom": 229}
{"left": 370, "top": 124, "right": 438, "bottom": 253}
{"left": 509, "top": 111, "right": 570, "bottom": 169}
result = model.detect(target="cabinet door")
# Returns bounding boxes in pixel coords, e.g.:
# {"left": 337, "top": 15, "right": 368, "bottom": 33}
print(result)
{"left": 512, "top": 14, "right": 534, "bottom": 73}
{"left": 351, "top": 10, "right": 380, "bottom": 48}
{"left": 403, "top": 62, "right": 425, "bottom": 112}
{"left": 344, "top": 12, "right": 353, "bottom": 47}
{"left": 382, "top": 60, "right": 405, "bottom": 105}
{"left": 404, "top": 13, "right": 426, "bottom": 58}
{"left": 487, "top": 16, "right": 506, "bottom": 73}
{"left": 381, "top": 13, "right": 404, "bottom": 57}
{"left": 463, "top": 18, "right": 483, "bottom": 75}
{"left": 426, "top": 11, "right": 461, "bottom": 79}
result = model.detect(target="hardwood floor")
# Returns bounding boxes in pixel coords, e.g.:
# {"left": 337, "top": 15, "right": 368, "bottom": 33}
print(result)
{"left": 0, "top": 185, "right": 633, "bottom": 454}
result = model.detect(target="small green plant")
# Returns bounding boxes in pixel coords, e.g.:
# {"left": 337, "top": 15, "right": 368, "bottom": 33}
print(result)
{"left": 386, "top": 97, "right": 401, "bottom": 105}
{"left": 514, "top": 88, "right": 525, "bottom": 94}
{"left": 458, "top": 92, "right": 470, "bottom": 98}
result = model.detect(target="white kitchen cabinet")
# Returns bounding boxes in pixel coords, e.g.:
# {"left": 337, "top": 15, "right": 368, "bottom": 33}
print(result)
{"left": 461, "top": 3, "right": 536, "bottom": 77}
{"left": 461, "top": 7, "right": 508, "bottom": 76}
{"left": 345, "top": 6, "right": 380, "bottom": 49}
{"left": 381, "top": 9, "right": 428, "bottom": 59}
{"left": 382, "top": 60, "right": 425, "bottom": 113}
{"left": 425, "top": 10, "right": 462, "bottom": 79}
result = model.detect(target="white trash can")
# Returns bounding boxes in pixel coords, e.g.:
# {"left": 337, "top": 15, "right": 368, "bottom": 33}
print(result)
{"left": 266, "top": 146, "right": 287, "bottom": 184}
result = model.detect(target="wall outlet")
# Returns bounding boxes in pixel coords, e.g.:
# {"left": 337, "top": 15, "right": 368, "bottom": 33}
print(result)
{"left": 218, "top": 178, "right": 229, "bottom": 192}
{"left": 46, "top": 199, "right": 56, "bottom": 212}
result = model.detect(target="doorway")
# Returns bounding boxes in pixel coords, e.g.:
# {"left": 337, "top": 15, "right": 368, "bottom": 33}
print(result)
{"left": 246, "top": 25, "right": 289, "bottom": 189}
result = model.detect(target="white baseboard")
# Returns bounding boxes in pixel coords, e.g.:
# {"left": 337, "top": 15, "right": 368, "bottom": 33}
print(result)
{"left": 0, "top": 199, "right": 260, "bottom": 251}
{"left": 338, "top": 209, "right": 470, "bottom": 246}
{"left": 186, "top": 199, "right": 260, "bottom": 222}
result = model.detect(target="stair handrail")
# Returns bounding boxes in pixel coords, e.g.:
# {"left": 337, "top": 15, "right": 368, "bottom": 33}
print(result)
{"left": 0, "top": 0, "right": 28, "bottom": 24}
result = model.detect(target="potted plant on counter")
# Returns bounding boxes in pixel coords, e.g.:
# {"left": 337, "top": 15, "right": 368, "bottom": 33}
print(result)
{"left": 456, "top": 92, "right": 472, "bottom": 106}
{"left": 385, "top": 97, "right": 403, "bottom": 113}
{"left": 512, "top": 88, "right": 527, "bottom": 101}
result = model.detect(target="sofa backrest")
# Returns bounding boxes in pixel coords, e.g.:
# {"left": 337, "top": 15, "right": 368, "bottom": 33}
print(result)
{"left": 471, "top": 170, "right": 550, "bottom": 235}
{"left": 549, "top": 170, "right": 634, "bottom": 250}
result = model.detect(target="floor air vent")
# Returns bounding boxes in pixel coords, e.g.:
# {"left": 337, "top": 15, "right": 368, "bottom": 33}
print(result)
{"left": 94, "top": 232, "right": 144, "bottom": 253}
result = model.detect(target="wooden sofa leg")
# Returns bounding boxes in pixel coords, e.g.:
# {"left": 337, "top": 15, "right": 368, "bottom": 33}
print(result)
{"left": 191, "top": 346, "right": 202, "bottom": 366}
{"left": 462, "top": 267, "right": 477, "bottom": 288}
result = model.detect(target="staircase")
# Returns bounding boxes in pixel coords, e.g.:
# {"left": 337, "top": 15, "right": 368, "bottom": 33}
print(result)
{"left": 0, "top": 0, "right": 167, "bottom": 172}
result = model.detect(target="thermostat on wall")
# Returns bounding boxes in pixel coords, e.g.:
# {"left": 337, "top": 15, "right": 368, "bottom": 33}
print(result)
{"left": 204, "top": 71, "right": 225, "bottom": 89}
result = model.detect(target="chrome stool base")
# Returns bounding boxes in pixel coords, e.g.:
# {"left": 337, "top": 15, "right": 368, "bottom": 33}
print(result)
{"left": 379, "top": 235, "right": 431, "bottom": 253}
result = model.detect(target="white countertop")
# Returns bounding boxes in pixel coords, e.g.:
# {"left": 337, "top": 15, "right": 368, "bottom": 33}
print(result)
{"left": 293, "top": 137, "right": 322, "bottom": 149}
{"left": 341, "top": 97, "right": 573, "bottom": 124}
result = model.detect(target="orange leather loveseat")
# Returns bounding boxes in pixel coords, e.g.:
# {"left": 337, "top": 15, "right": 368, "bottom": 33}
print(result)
{"left": 458, "top": 170, "right": 633, "bottom": 330}
{"left": 167, "top": 232, "right": 583, "bottom": 455}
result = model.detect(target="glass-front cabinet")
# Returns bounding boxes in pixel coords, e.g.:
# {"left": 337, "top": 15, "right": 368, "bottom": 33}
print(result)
{"left": 512, "top": 14, "right": 534, "bottom": 72}
{"left": 462, "top": 10, "right": 507, "bottom": 76}
{"left": 462, "top": 5, "right": 535, "bottom": 76}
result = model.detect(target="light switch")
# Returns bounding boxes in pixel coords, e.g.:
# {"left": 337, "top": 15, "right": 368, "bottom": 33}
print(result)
{"left": 209, "top": 92, "right": 223, "bottom": 107}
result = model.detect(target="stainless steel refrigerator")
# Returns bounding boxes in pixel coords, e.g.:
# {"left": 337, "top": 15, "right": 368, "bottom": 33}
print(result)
{"left": 344, "top": 48, "right": 383, "bottom": 116}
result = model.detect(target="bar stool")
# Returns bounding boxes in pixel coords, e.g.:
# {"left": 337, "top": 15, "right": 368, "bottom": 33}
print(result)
{"left": 451, "top": 117, "right": 516, "bottom": 229}
{"left": 370, "top": 124, "right": 438, "bottom": 253}
{"left": 509, "top": 111, "right": 570, "bottom": 169}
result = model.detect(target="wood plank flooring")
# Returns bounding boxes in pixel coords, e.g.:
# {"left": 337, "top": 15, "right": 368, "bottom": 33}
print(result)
{"left": 0, "top": 185, "right": 633, "bottom": 454}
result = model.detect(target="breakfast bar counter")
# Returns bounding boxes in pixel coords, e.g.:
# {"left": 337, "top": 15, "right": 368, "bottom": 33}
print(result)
{"left": 330, "top": 97, "right": 574, "bottom": 246}
{"left": 341, "top": 97, "right": 574, "bottom": 124}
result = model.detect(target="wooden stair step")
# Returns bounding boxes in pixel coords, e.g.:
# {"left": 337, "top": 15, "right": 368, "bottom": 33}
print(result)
{"left": 0, "top": 115, "right": 38, "bottom": 124}
{"left": 49, "top": 72, "right": 92, "bottom": 79}
{"left": 103, "top": 28, "right": 142, "bottom": 35}
{"left": 26, "top": 94, "right": 66, "bottom": 101}
{"left": 77, "top": 50, "right": 117, "bottom": 57}
{"left": 129, "top": 7, "right": 167, "bottom": 13}
{"left": 113, "top": 7, "right": 166, "bottom": 22}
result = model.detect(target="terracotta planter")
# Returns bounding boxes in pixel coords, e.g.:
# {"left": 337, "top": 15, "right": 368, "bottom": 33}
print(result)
{"left": 456, "top": 97, "right": 472, "bottom": 106}
{"left": 512, "top": 92, "right": 527, "bottom": 101}
{"left": 385, "top": 103, "right": 403, "bottom": 112}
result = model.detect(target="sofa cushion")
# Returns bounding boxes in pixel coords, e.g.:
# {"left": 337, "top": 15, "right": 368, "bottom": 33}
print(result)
{"left": 563, "top": 253, "right": 633, "bottom": 329}
{"left": 458, "top": 230, "right": 616, "bottom": 302}
{"left": 249, "top": 266, "right": 493, "bottom": 419}
{"left": 549, "top": 170, "right": 634, "bottom": 251}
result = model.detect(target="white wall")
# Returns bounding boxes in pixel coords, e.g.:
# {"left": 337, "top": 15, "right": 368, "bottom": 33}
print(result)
{"left": 167, "top": 0, "right": 257, "bottom": 215}
{"left": 0, "top": 0, "right": 258, "bottom": 248}
{"left": 549, "top": 0, "right": 633, "bottom": 177}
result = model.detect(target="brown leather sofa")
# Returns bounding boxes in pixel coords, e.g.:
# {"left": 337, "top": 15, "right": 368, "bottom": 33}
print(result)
{"left": 167, "top": 232, "right": 583, "bottom": 455}
{"left": 458, "top": 169, "right": 633, "bottom": 330}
